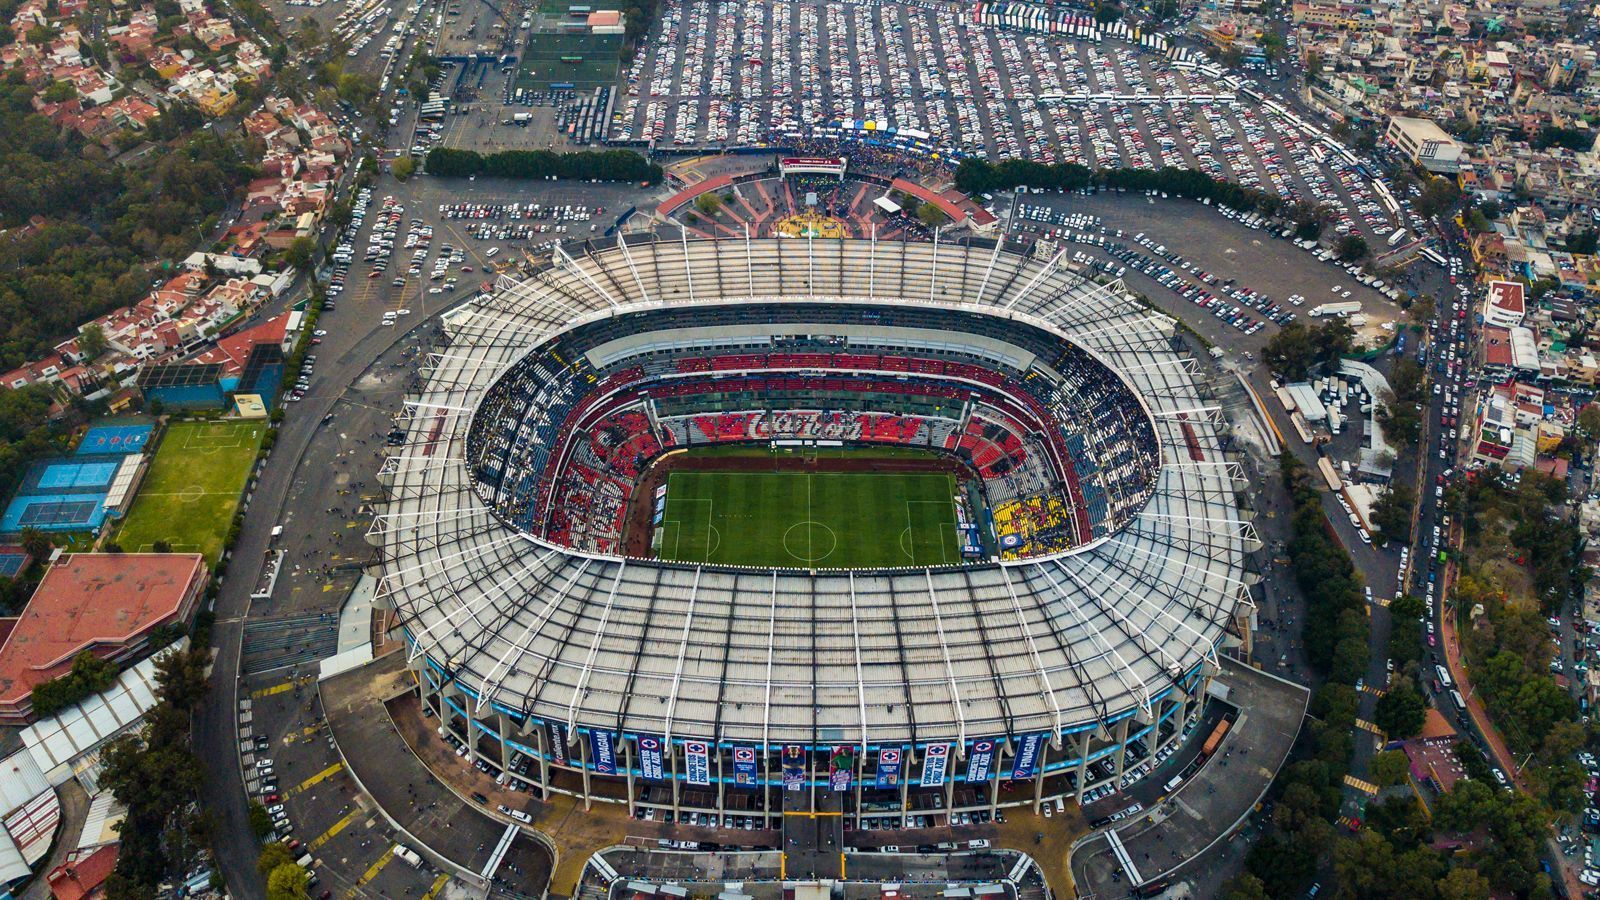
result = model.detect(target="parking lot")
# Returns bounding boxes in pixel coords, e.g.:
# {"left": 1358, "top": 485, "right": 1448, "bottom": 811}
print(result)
{"left": 1005, "top": 192, "right": 1407, "bottom": 346}
{"left": 615, "top": 0, "right": 1398, "bottom": 239}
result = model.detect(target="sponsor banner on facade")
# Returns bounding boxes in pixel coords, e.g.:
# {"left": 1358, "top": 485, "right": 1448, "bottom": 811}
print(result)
{"left": 685, "top": 740, "right": 712, "bottom": 785}
{"left": 548, "top": 721, "right": 568, "bottom": 766}
{"left": 638, "top": 734, "right": 665, "bottom": 781}
{"left": 590, "top": 729, "right": 617, "bottom": 775}
{"left": 1011, "top": 732, "right": 1045, "bottom": 780}
{"left": 733, "top": 746, "right": 758, "bottom": 786}
{"left": 965, "top": 738, "right": 996, "bottom": 782}
{"left": 921, "top": 742, "right": 950, "bottom": 787}
{"left": 829, "top": 745, "right": 855, "bottom": 791}
{"left": 782, "top": 745, "right": 806, "bottom": 791}
{"left": 875, "top": 748, "right": 903, "bottom": 788}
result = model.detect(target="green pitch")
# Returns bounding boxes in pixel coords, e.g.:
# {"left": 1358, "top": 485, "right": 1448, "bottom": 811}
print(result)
{"left": 115, "top": 420, "right": 264, "bottom": 564}
{"left": 657, "top": 470, "right": 961, "bottom": 568}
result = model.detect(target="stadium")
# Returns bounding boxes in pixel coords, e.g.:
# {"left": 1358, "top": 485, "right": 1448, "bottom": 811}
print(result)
{"left": 376, "top": 234, "right": 1259, "bottom": 825}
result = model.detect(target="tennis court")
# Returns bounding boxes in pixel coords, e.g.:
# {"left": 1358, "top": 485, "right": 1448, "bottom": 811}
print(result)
{"left": 0, "top": 455, "right": 127, "bottom": 534}
{"left": 76, "top": 424, "right": 152, "bottom": 456}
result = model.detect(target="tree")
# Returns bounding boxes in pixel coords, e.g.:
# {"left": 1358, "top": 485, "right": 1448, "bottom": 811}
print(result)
{"left": 391, "top": 155, "right": 416, "bottom": 181}
{"left": 1219, "top": 873, "right": 1270, "bottom": 900}
{"left": 1371, "top": 483, "right": 1415, "bottom": 544}
{"left": 282, "top": 236, "right": 316, "bottom": 272}
{"left": 1369, "top": 749, "right": 1410, "bottom": 786}
{"left": 248, "top": 801, "right": 274, "bottom": 840}
{"left": 1416, "top": 176, "right": 1463, "bottom": 218}
{"left": 1436, "top": 866, "right": 1492, "bottom": 900}
{"left": 18, "top": 527, "right": 50, "bottom": 563}
{"left": 1337, "top": 234, "right": 1369, "bottom": 260}
{"left": 916, "top": 202, "right": 948, "bottom": 228}
{"left": 257, "top": 842, "right": 295, "bottom": 876}
{"left": 266, "top": 863, "right": 310, "bottom": 900}
{"left": 1407, "top": 294, "right": 1435, "bottom": 327}
{"left": 693, "top": 191, "right": 722, "bottom": 216}
{"left": 77, "top": 323, "right": 107, "bottom": 360}
{"left": 1264, "top": 319, "right": 1354, "bottom": 380}
{"left": 1578, "top": 404, "right": 1600, "bottom": 438}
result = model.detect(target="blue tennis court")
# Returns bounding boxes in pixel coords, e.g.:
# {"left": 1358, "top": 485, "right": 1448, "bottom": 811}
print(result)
{"left": 0, "top": 494, "right": 107, "bottom": 532}
{"left": 77, "top": 424, "right": 152, "bottom": 456}
{"left": 35, "top": 460, "right": 119, "bottom": 490}
{"left": 0, "top": 548, "right": 28, "bottom": 577}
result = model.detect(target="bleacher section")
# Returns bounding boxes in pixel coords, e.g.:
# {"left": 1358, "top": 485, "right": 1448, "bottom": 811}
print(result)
{"left": 464, "top": 305, "right": 1162, "bottom": 559}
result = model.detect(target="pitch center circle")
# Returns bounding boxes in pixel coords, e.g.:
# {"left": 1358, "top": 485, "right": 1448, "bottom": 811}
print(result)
{"left": 783, "top": 520, "right": 837, "bottom": 562}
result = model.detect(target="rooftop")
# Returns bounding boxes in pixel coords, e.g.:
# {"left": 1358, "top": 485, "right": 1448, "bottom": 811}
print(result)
{"left": 0, "top": 554, "right": 205, "bottom": 715}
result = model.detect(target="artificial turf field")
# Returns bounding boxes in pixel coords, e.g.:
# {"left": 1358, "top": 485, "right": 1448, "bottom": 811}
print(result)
{"left": 114, "top": 420, "right": 264, "bottom": 564}
{"left": 657, "top": 469, "right": 961, "bottom": 568}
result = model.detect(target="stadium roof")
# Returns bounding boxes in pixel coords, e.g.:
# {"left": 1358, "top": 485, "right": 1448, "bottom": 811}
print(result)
{"left": 378, "top": 236, "right": 1256, "bottom": 747}
{"left": 0, "top": 554, "right": 204, "bottom": 719}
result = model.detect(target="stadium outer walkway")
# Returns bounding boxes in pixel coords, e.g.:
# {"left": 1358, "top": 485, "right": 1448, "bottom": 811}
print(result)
{"left": 320, "top": 651, "right": 556, "bottom": 894}
{"left": 1068, "top": 658, "right": 1307, "bottom": 897}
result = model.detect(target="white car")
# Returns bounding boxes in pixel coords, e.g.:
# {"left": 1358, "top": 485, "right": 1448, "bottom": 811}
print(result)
{"left": 395, "top": 308, "right": 412, "bottom": 315}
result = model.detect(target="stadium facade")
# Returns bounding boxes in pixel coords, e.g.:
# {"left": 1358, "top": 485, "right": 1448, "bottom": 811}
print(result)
{"left": 374, "top": 234, "right": 1260, "bottom": 824}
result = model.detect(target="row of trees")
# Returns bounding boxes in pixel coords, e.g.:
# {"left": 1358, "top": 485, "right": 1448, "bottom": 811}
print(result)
{"left": 100, "top": 645, "right": 215, "bottom": 896}
{"left": 424, "top": 147, "right": 664, "bottom": 184}
{"left": 953, "top": 159, "right": 1288, "bottom": 218}
{"left": 1262, "top": 317, "right": 1355, "bottom": 383}
{"left": 29, "top": 650, "right": 119, "bottom": 717}
{"left": 1281, "top": 453, "right": 1371, "bottom": 682}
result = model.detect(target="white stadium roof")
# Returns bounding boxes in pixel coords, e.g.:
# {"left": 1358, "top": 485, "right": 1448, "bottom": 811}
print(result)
{"left": 377, "top": 236, "right": 1257, "bottom": 747}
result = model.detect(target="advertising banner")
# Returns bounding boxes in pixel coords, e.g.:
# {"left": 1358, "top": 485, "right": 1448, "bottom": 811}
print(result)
{"left": 782, "top": 745, "right": 806, "bottom": 791}
{"left": 638, "top": 734, "right": 665, "bottom": 781}
{"left": 921, "top": 742, "right": 950, "bottom": 787}
{"left": 828, "top": 745, "right": 855, "bottom": 792}
{"left": 685, "top": 740, "right": 711, "bottom": 786}
{"left": 1011, "top": 733, "right": 1045, "bottom": 780}
{"left": 965, "top": 738, "right": 996, "bottom": 783}
{"left": 589, "top": 730, "right": 617, "bottom": 775}
{"left": 548, "top": 722, "right": 567, "bottom": 766}
{"left": 875, "top": 748, "right": 903, "bottom": 788}
{"left": 733, "top": 746, "right": 758, "bottom": 786}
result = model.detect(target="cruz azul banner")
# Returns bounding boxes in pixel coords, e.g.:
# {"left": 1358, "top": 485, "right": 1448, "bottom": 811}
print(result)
{"left": 875, "top": 748, "right": 903, "bottom": 788}
{"left": 965, "top": 738, "right": 996, "bottom": 782}
{"left": 920, "top": 742, "right": 950, "bottom": 787}
{"left": 733, "top": 746, "right": 759, "bottom": 786}
{"left": 638, "top": 734, "right": 665, "bottom": 781}
{"left": 684, "top": 740, "right": 712, "bottom": 785}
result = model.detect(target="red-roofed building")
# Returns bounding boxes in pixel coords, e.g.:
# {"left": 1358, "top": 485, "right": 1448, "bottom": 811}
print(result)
{"left": 0, "top": 554, "right": 206, "bottom": 722}
{"left": 47, "top": 844, "right": 119, "bottom": 900}
{"left": 189, "top": 310, "right": 291, "bottom": 377}
{"left": 1483, "top": 279, "right": 1527, "bottom": 327}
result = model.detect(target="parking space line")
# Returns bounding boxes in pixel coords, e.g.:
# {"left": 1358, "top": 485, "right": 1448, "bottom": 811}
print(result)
{"left": 290, "top": 761, "right": 345, "bottom": 795}
{"left": 349, "top": 845, "right": 395, "bottom": 894}
{"left": 252, "top": 681, "right": 296, "bottom": 699}
{"left": 423, "top": 873, "right": 450, "bottom": 899}
{"left": 308, "top": 808, "right": 360, "bottom": 851}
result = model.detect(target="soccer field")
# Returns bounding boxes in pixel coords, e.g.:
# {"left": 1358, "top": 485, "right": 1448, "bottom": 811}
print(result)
{"left": 657, "top": 470, "right": 961, "bottom": 568}
{"left": 114, "top": 421, "right": 264, "bottom": 564}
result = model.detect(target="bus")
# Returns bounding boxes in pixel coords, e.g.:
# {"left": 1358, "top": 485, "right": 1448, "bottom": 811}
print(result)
{"left": 1450, "top": 690, "right": 1466, "bottom": 710}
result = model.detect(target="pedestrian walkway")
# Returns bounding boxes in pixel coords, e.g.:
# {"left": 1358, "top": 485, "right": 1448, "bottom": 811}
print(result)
{"left": 1342, "top": 774, "right": 1379, "bottom": 795}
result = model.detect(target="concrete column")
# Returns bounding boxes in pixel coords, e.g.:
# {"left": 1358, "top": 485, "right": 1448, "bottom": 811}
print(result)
{"left": 761, "top": 747, "right": 773, "bottom": 828}
{"left": 1031, "top": 740, "right": 1047, "bottom": 814}
{"left": 534, "top": 723, "right": 550, "bottom": 798}
{"left": 497, "top": 713, "right": 512, "bottom": 776}
{"left": 1074, "top": 732, "right": 1090, "bottom": 804}
{"left": 716, "top": 745, "right": 726, "bottom": 825}
{"left": 579, "top": 729, "right": 593, "bottom": 811}
{"left": 670, "top": 741, "right": 682, "bottom": 816}
{"left": 898, "top": 747, "right": 911, "bottom": 827}
{"left": 624, "top": 736, "right": 637, "bottom": 814}
{"left": 1113, "top": 719, "right": 1131, "bottom": 780}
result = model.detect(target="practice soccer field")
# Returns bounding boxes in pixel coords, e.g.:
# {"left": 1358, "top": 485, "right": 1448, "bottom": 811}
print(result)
{"left": 114, "top": 420, "right": 264, "bottom": 564}
{"left": 657, "top": 470, "right": 961, "bottom": 568}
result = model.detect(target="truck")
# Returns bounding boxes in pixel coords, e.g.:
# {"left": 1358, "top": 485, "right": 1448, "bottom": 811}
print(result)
{"left": 1308, "top": 300, "right": 1362, "bottom": 318}
{"left": 512, "top": 111, "right": 532, "bottom": 125}
{"left": 393, "top": 844, "right": 424, "bottom": 869}
{"left": 1200, "top": 718, "right": 1231, "bottom": 758}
